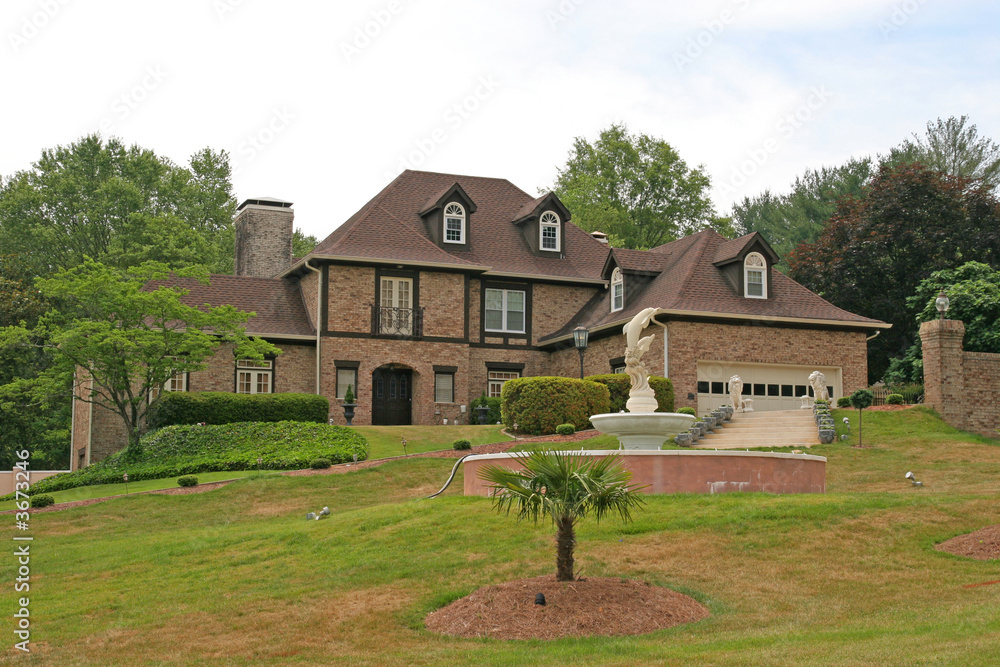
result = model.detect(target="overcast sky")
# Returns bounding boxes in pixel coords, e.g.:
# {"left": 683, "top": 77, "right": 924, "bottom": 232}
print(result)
{"left": 3, "top": 0, "right": 998, "bottom": 241}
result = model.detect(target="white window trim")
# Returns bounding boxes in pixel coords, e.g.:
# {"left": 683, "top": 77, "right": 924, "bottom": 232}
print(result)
{"left": 236, "top": 358, "right": 274, "bottom": 394}
{"left": 484, "top": 288, "right": 526, "bottom": 334}
{"left": 488, "top": 370, "right": 520, "bottom": 398}
{"left": 443, "top": 202, "right": 465, "bottom": 244}
{"left": 539, "top": 211, "right": 560, "bottom": 252}
{"left": 744, "top": 252, "right": 767, "bottom": 299}
{"left": 611, "top": 267, "right": 624, "bottom": 312}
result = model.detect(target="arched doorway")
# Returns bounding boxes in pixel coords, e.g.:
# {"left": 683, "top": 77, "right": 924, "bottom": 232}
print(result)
{"left": 372, "top": 364, "right": 413, "bottom": 425}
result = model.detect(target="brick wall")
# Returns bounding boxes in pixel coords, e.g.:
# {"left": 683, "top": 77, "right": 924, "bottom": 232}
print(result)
{"left": 420, "top": 272, "right": 465, "bottom": 338}
{"left": 531, "top": 283, "right": 596, "bottom": 344}
{"left": 327, "top": 265, "right": 375, "bottom": 333}
{"left": 921, "top": 319, "right": 1000, "bottom": 437}
{"left": 300, "top": 269, "right": 319, "bottom": 330}
{"left": 234, "top": 204, "right": 293, "bottom": 278}
{"left": 71, "top": 375, "right": 92, "bottom": 471}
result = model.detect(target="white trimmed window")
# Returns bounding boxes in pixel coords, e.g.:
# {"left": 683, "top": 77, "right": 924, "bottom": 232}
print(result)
{"left": 488, "top": 370, "right": 520, "bottom": 398}
{"left": 434, "top": 372, "right": 454, "bottom": 403}
{"left": 165, "top": 371, "right": 188, "bottom": 392}
{"left": 336, "top": 368, "right": 358, "bottom": 400}
{"left": 744, "top": 252, "right": 766, "bottom": 299}
{"left": 611, "top": 267, "right": 624, "bottom": 312}
{"left": 236, "top": 358, "right": 273, "bottom": 394}
{"left": 485, "top": 288, "right": 525, "bottom": 333}
{"left": 444, "top": 203, "right": 465, "bottom": 244}
{"left": 539, "top": 211, "right": 560, "bottom": 251}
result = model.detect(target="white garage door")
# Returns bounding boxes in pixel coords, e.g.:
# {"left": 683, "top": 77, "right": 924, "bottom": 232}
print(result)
{"left": 696, "top": 361, "right": 842, "bottom": 414}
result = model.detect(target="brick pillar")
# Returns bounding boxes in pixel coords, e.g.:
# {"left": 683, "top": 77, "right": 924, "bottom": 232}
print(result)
{"left": 920, "top": 319, "right": 966, "bottom": 429}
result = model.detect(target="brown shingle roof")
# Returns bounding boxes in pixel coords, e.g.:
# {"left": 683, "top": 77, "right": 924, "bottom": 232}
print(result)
{"left": 712, "top": 232, "right": 778, "bottom": 265}
{"left": 540, "top": 229, "right": 886, "bottom": 341}
{"left": 610, "top": 247, "right": 670, "bottom": 274}
{"left": 148, "top": 275, "right": 314, "bottom": 337}
{"left": 311, "top": 170, "right": 609, "bottom": 281}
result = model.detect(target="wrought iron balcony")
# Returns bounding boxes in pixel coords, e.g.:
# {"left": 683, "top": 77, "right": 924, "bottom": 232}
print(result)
{"left": 371, "top": 305, "right": 424, "bottom": 338}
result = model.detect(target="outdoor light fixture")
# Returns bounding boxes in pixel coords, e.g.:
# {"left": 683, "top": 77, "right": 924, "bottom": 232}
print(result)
{"left": 573, "top": 326, "right": 589, "bottom": 379}
{"left": 306, "top": 512, "right": 316, "bottom": 521}
{"left": 935, "top": 290, "right": 950, "bottom": 320}
{"left": 123, "top": 473, "right": 129, "bottom": 495}
{"left": 535, "top": 593, "right": 546, "bottom": 606}
{"left": 401, "top": 437, "right": 408, "bottom": 455}
{"left": 905, "top": 471, "right": 923, "bottom": 487}
{"left": 319, "top": 507, "right": 330, "bottom": 516}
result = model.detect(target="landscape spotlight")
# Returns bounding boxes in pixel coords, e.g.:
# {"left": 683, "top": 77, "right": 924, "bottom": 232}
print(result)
{"left": 123, "top": 473, "right": 129, "bottom": 495}
{"left": 905, "top": 471, "right": 923, "bottom": 487}
{"left": 935, "top": 290, "right": 950, "bottom": 320}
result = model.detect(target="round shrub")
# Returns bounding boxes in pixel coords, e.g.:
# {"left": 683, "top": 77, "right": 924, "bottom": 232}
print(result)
{"left": 850, "top": 389, "right": 875, "bottom": 411}
{"left": 177, "top": 475, "right": 199, "bottom": 487}
{"left": 555, "top": 423, "right": 576, "bottom": 436}
{"left": 30, "top": 494, "right": 55, "bottom": 508}
{"left": 837, "top": 396, "right": 852, "bottom": 408}
{"left": 585, "top": 374, "right": 675, "bottom": 413}
{"left": 452, "top": 439, "right": 472, "bottom": 451}
{"left": 677, "top": 407, "right": 697, "bottom": 416}
{"left": 310, "top": 458, "right": 331, "bottom": 469}
{"left": 501, "top": 376, "right": 610, "bottom": 435}
{"left": 887, "top": 393, "right": 904, "bottom": 405}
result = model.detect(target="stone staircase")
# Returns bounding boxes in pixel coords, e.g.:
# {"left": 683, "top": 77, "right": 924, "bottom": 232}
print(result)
{"left": 691, "top": 409, "right": 819, "bottom": 449}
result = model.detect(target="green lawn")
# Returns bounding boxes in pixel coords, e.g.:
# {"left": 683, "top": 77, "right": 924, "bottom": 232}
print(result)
{"left": 354, "top": 424, "right": 510, "bottom": 459}
{"left": 6, "top": 407, "right": 1000, "bottom": 666}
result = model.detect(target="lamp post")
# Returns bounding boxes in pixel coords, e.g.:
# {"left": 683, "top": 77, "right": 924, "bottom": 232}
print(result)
{"left": 572, "top": 326, "right": 589, "bottom": 379}
{"left": 123, "top": 472, "right": 129, "bottom": 495}
{"left": 935, "top": 290, "right": 950, "bottom": 320}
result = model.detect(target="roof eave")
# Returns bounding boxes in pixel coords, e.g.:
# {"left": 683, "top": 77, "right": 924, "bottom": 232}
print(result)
{"left": 280, "top": 253, "right": 491, "bottom": 276}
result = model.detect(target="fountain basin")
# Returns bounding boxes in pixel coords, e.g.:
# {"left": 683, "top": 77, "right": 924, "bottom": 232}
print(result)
{"left": 464, "top": 450, "right": 826, "bottom": 496}
{"left": 590, "top": 412, "right": 697, "bottom": 450}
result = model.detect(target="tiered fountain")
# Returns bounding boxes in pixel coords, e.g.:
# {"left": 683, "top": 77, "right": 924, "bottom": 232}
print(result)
{"left": 463, "top": 309, "right": 826, "bottom": 496}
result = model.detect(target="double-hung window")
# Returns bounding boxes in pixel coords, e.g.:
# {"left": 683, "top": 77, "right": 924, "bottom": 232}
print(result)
{"left": 539, "top": 211, "right": 560, "bottom": 251}
{"left": 236, "top": 358, "right": 273, "bottom": 394}
{"left": 444, "top": 203, "right": 465, "bottom": 244}
{"left": 434, "top": 372, "right": 454, "bottom": 403}
{"left": 744, "top": 253, "right": 766, "bottom": 299}
{"left": 336, "top": 362, "right": 359, "bottom": 400}
{"left": 611, "top": 267, "right": 624, "bottom": 312}
{"left": 485, "top": 288, "right": 525, "bottom": 333}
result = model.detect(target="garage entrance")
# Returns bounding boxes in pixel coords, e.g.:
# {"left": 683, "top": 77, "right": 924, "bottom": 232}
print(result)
{"left": 696, "top": 361, "right": 842, "bottom": 413}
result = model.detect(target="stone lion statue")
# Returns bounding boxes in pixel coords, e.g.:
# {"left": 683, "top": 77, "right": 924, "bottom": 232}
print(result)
{"left": 729, "top": 375, "right": 743, "bottom": 411}
{"left": 808, "top": 371, "right": 829, "bottom": 402}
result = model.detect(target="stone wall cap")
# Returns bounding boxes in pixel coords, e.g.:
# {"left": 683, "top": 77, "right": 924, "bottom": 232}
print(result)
{"left": 919, "top": 319, "right": 966, "bottom": 333}
{"left": 464, "top": 450, "right": 827, "bottom": 463}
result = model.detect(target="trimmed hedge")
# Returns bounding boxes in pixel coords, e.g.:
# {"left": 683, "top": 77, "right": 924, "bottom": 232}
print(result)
{"left": 677, "top": 406, "right": 697, "bottom": 416}
{"left": 586, "top": 374, "right": 675, "bottom": 413}
{"left": 7, "top": 421, "right": 368, "bottom": 498}
{"left": 147, "top": 392, "right": 329, "bottom": 429}
{"left": 30, "top": 494, "right": 55, "bottom": 508}
{"left": 501, "top": 376, "right": 610, "bottom": 435}
{"left": 177, "top": 475, "right": 198, "bottom": 487}
{"left": 470, "top": 396, "right": 502, "bottom": 424}
{"left": 887, "top": 393, "right": 904, "bottom": 405}
{"left": 555, "top": 423, "right": 575, "bottom": 435}
{"left": 837, "top": 396, "right": 852, "bottom": 408}
{"left": 452, "top": 439, "right": 472, "bottom": 451}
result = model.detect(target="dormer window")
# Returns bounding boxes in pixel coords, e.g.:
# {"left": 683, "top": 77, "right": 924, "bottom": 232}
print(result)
{"left": 611, "top": 267, "right": 624, "bottom": 312}
{"left": 539, "top": 211, "right": 560, "bottom": 251}
{"left": 444, "top": 203, "right": 465, "bottom": 244}
{"left": 744, "top": 252, "right": 766, "bottom": 299}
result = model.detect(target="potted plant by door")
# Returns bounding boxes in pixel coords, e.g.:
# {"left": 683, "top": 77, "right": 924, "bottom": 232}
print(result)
{"left": 475, "top": 393, "right": 491, "bottom": 425}
{"left": 343, "top": 385, "right": 357, "bottom": 426}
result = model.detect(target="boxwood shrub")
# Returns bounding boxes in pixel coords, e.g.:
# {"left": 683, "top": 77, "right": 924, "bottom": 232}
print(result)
{"left": 677, "top": 406, "right": 697, "bottom": 416}
{"left": 837, "top": 396, "right": 852, "bottom": 408}
{"left": 501, "top": 376, "right": 610, "bottom": 435}
{"left": 147, "top": 392, "right": 329, "bottom": 429}
{"left": 585, "top": 374, "right": 675, "bottom": 413}
{"left": 887, "top": 393, "right": 904, "bottom": 405}
{"left": 555, "top": 423, "right": 575, "bottom": 435}
{"left": 30, "top": 494, "right": 55, "bottom": 508}
{"left": 6, "top": 421, "right": 368, "bottom": 498}
{"left": 177, "top": 475, "right": 198, "bottom": 487}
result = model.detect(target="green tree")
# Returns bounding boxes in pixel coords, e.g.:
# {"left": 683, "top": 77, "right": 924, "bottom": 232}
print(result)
{"left": 849, "top": 389, "right": 874, "bottom": 448}
{"left": 787, "top": 163, "right": 1000, "bottom": 382}
{"left": 0, "top": 259, "right": 280, "bottom": 457}
{"left": 479, "top": 451, "right": 645, "bottom": 581}
{"left": 292, "top": 229, "right": 318, "bottom": 258}
{"left": 887, "top": 115, "right": 1000, "bottom": 192}
{"left": 0, "top": 134, "right": 238, "bottom": 275}
{"left": 550, "top": 124, "right": 715, "bottom": 249}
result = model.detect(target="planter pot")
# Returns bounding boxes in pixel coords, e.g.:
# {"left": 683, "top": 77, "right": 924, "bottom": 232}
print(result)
{"left": 689, "top": 426, "right": 701, "bottom": 442}
{"left": 343, "top": 403, "right": 357, "bottom": 426}
{"left": 818, "top": 429, "right": 836, "bottom": 444}
{"left": 695, "top": 421, "right": 708, "bottom": 436}
{"left": 476, "top": 405, "right": 491, "bottom": 425}
{"left": 674, "top": 433, "right": 693, "bottom": 447}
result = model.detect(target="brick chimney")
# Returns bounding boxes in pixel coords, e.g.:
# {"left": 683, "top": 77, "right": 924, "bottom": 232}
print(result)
{"left": 234, "top": 197, "right": 294, "bottom": 278}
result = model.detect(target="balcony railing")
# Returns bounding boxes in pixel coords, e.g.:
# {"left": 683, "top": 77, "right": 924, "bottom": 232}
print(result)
{"left": 371, "top": 305, "right": 424, "bottom": 338}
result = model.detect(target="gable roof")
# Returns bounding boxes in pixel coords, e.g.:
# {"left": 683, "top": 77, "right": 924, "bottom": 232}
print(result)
{"left": 303, "top": 170, "right": 609, "bottom": 282}
{"left": 147, "top": 274, "right": 315, "bottom": 338}
{"left": 540, "top": 229, "right": 888, "bottom": 343}
{"left": 712, "top": 232, "right": 779, "bottom": 266}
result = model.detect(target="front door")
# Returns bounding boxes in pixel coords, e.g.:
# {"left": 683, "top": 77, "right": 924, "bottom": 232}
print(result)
{"left": 372, "top": 366, "right": 412, "bottom": 425}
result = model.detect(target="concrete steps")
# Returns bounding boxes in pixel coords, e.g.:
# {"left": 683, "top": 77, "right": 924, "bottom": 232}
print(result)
{"left": 691, "top": 409, "right": 819, "bottom": 449}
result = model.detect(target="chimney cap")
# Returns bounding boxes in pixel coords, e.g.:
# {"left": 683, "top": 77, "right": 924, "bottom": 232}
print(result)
{"left": 591, "top": 230, "right": 609, "bottom": 244}
{"left": 237, "top": 196, "right": 294, "bottom": 211}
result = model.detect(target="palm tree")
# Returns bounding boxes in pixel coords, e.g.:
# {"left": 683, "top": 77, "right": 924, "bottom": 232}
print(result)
{"left": 479, "top": 450, "right": 646, "bottom": 582}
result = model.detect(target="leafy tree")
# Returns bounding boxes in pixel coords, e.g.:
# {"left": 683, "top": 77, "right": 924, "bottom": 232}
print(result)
{"left": 887, "top": 115, "right": 1000, "bottom": 192}
{"left": 886, "top": 262, "right": 1000, "bottom": 384}
{"left": 292, "top": 229, "right": 318, "bottom": 258}
{"left": 479, "top": 450, "right": 645, "bottom": 581}
{"left": 849, "top": 389, "right": 874, "bottom": 448}
{"left": 0, "top": 259, "right": 280, "bottom": 457}
{"left": 0, "top": 134, "right": 238, "bottom": 276}
{"left": 733, "top": 157, "right": 874, "bottom": 262}
{"left": 787, "top": 163, "right": 1000, "bottom": 382}
{"left": 550, "top": 123, "right": 716, "bottom": 249}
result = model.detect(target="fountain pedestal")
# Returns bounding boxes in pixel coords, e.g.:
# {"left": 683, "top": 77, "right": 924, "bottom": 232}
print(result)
{"left": 590, "top": 412, "right": 696, "bottom": 450}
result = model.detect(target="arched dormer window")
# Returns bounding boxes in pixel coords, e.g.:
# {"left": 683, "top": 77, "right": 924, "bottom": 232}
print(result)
{"left": 744, "top": 252, "right": 766, "bottom": 299}
{"left": 611, "top": 267, "right": 624, "bottom": 312}
{"left": 444, "top": 203, "right": 465, "bottom": 244}
{"left": 539, "top": 211, "right": 560, "bottom": 251}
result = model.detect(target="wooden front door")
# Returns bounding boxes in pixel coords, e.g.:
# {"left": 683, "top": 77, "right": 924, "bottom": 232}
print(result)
{"left": 372, "top": 367, "right": 412, "bottom": 425}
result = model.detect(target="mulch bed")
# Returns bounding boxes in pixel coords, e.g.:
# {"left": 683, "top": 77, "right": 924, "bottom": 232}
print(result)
{"left": 11, "top": 430, "right": 601, "bottom": 513}
{"left": 936, "top": 524, "right": 1000, "bottom": 561}
{"left": 424, "top": 575, "right": 709, "bottom": 640}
